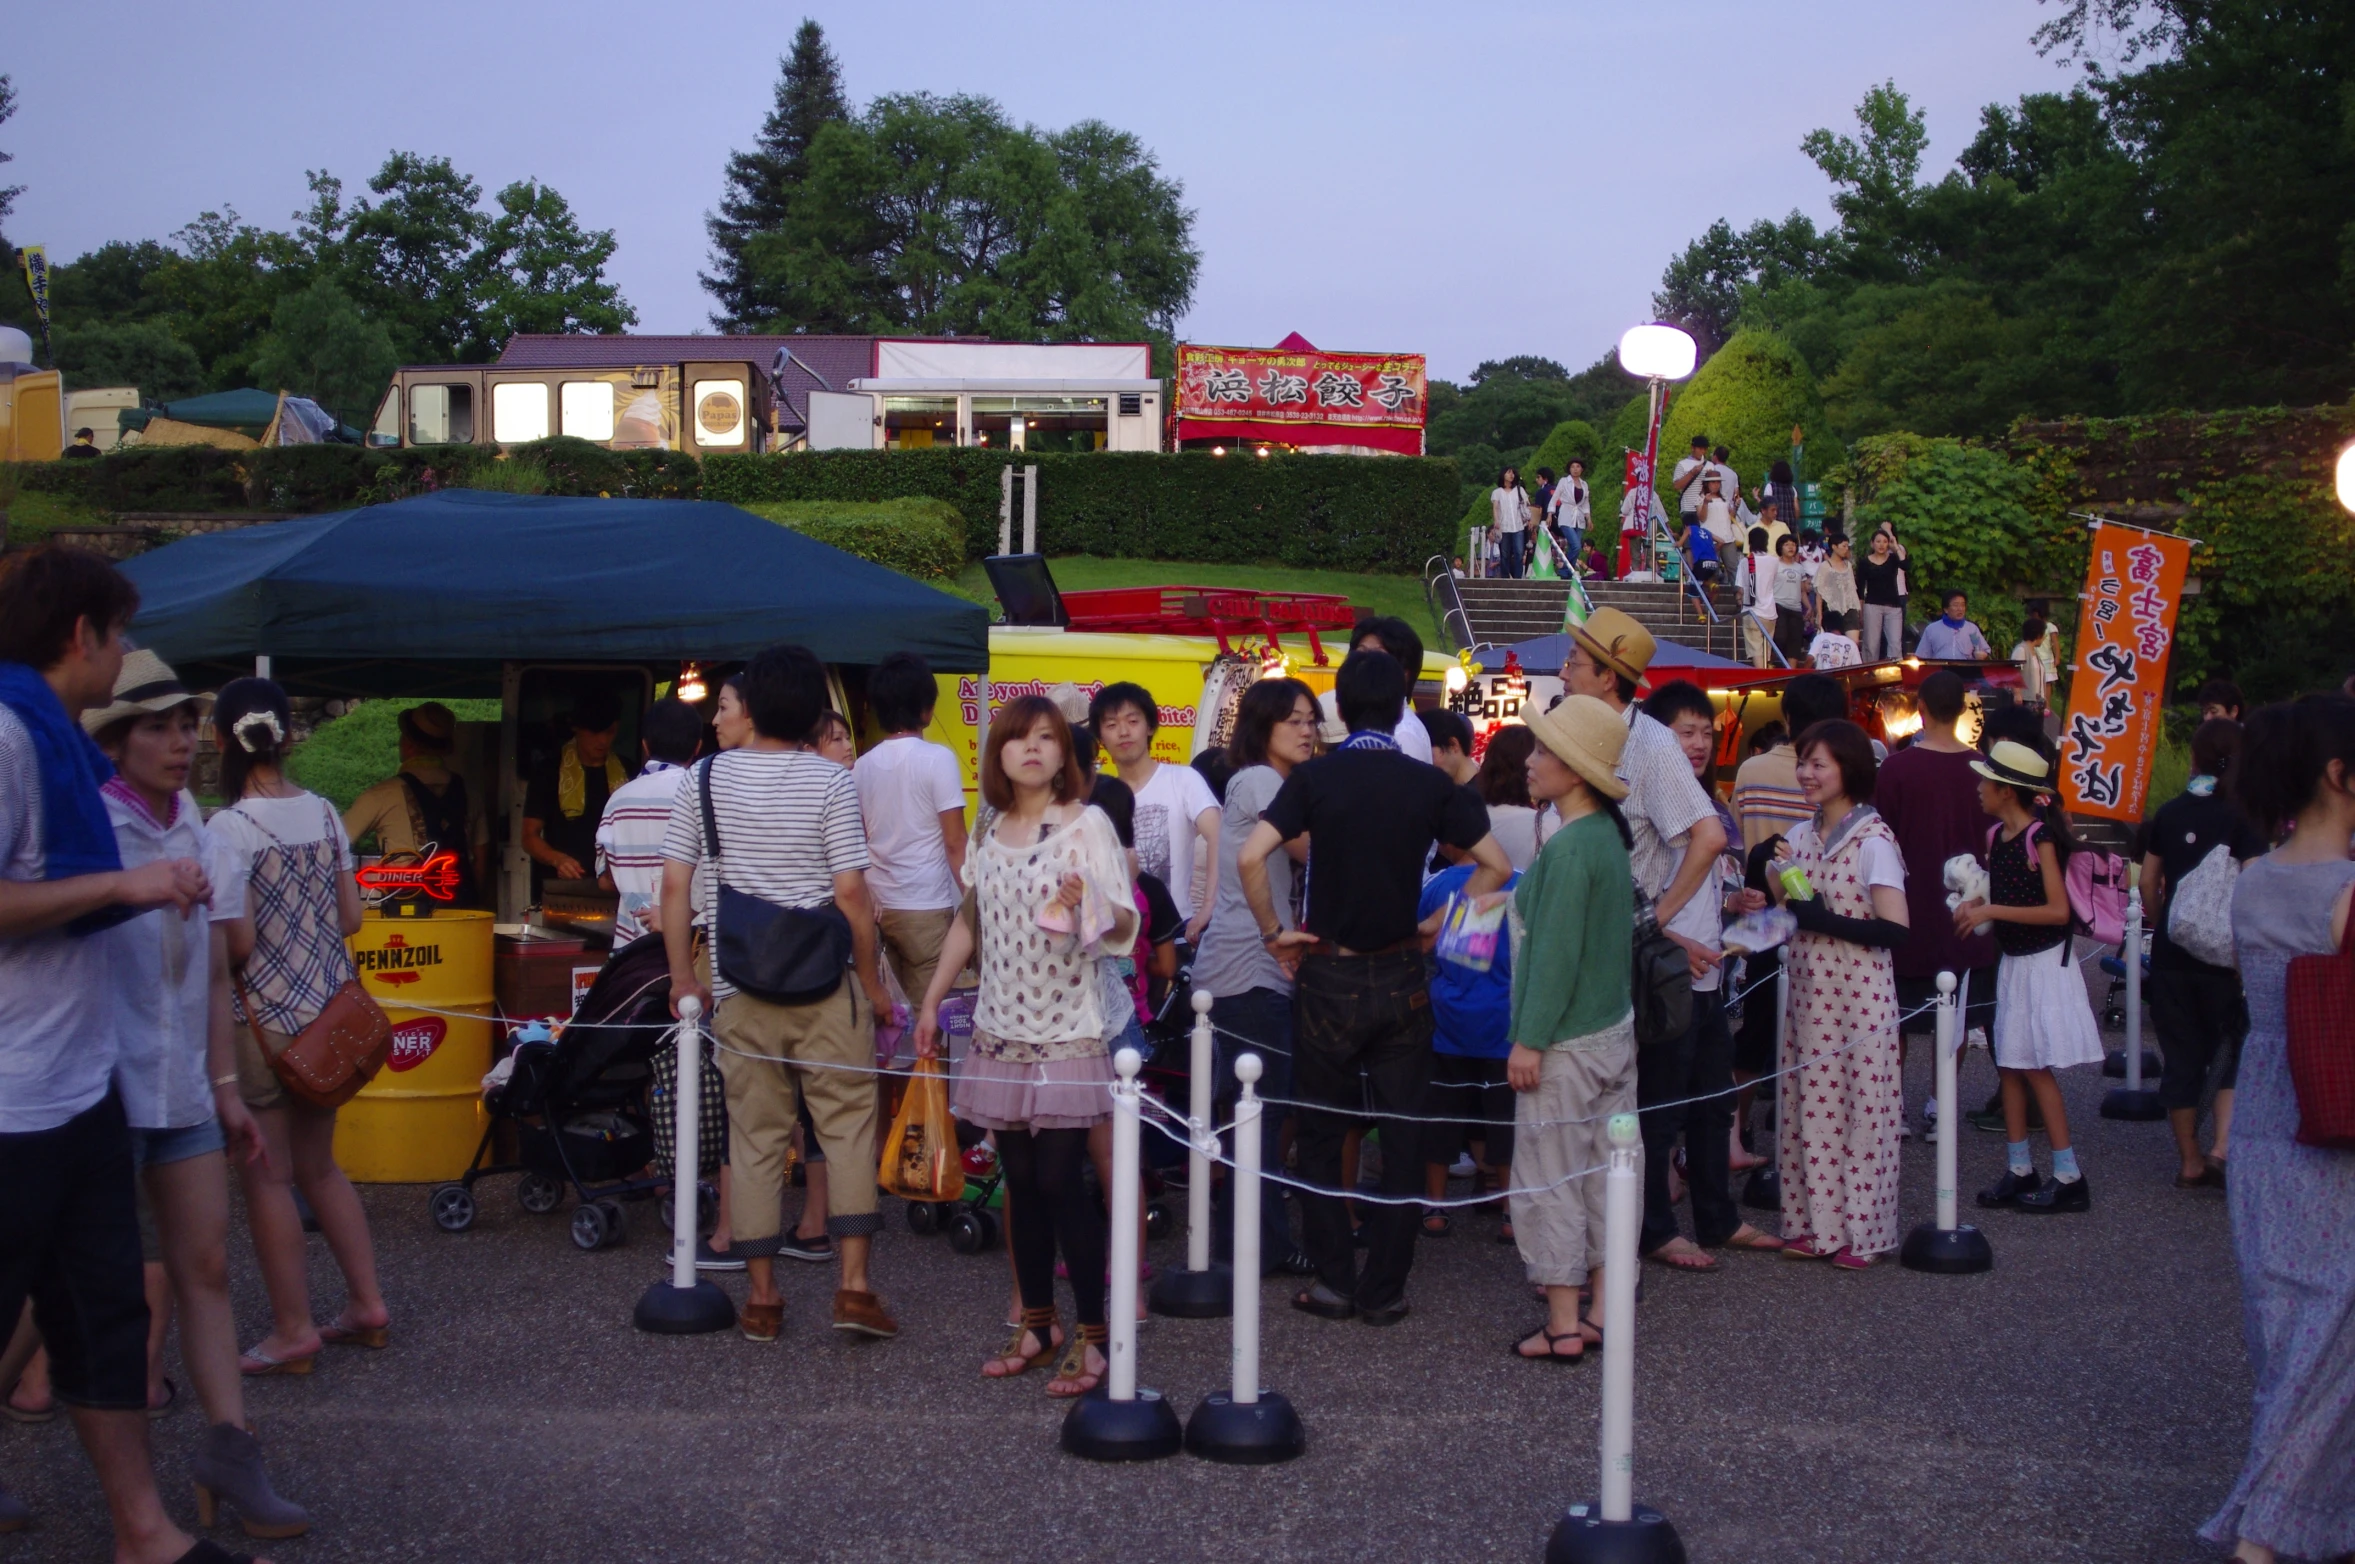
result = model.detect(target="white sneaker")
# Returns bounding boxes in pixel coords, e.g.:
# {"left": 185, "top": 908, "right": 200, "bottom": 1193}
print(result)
{"left": 1965, "top": 1027, "right": 1990, "bottom": 1051}
{"left": 1448, "top": 1153, "right": 1477, "bottom": 1180}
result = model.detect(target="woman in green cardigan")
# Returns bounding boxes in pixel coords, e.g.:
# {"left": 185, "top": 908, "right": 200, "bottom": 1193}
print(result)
{"left": 1505, "top": 694, "right": 1636, "bottom": 1364}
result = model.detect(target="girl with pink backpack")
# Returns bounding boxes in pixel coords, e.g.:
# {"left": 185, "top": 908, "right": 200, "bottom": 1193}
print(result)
{"left": 1954, "top": 739, "right": 2107, "bottom": 1214}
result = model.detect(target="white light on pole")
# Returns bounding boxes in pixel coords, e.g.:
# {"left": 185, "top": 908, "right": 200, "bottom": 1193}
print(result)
{"left": 2336, "top": 442, "right": 2355, "bottom": 514}
{"left": 1617, "top": 323, "right": 1697, "bottom": 383}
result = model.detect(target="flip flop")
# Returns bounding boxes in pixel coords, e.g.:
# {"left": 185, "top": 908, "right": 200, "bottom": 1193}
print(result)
{"left": 319, "top": 1322, "right": 390, "bottom": 1349}
{"left": 1420, "top": 1211, "right": 1452, "bottom": 1238}
{"left": 1720, "top": 1228, "right": 1786, "bottom": 1252}
{"left": 2, "top": 1392, "right": 55, "bottom": 1425}
{"left": 1644, "top": 1242, "right": 1721, "bottom": 1273}
{"left": 238, "top": 1345, "right": 316, "bottom": 1377}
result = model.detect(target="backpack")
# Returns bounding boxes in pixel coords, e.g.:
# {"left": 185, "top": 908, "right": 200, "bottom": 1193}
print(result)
{"left": 1984, "top": 821, "right": 2130, "bottom": 947}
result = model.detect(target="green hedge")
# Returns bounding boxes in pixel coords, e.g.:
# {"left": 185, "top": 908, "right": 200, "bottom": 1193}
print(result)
{"left": 703, "top": 449, "right": 1462, "bottom": 574}
{"left": 13, "top": 442, "right": 1461, "bottom": 575}
{"left": 737, "top": 498, "right": 967, "bottom": 580}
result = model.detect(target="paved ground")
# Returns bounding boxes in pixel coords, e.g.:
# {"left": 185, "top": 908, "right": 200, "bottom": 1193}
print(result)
{"left": 4, "top": 1004, "right": 2250, "bottom": 1563}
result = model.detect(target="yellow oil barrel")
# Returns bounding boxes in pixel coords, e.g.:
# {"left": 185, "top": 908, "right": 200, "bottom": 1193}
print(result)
{"left": 335, "top": 909, "right": 495, "bottom": 1183}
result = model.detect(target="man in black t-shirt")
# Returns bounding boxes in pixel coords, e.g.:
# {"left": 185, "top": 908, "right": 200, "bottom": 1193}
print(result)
{"left": 523, "top": 687, "right": 631, "bottom": 894}
{"left": 1237, "top": 650, "right": 1508, "bottom": 1324}
{"left": 2139, "top": 718, "right": 2265, "bottom": 1188}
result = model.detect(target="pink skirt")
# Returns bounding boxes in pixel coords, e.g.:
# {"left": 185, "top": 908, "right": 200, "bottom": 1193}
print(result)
{"left": 950, "top": 1040, "right": 1113, "bottom": 1131}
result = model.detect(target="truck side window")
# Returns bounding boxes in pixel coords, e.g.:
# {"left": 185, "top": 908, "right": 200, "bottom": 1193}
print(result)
{"left": 409, "top": 384, "right": 474, "bottom": 445}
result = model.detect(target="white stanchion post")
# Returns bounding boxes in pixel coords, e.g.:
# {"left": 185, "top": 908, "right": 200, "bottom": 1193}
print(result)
{"left": 1152, "top": 991, "right": 1232, "bottom": 1316}
{"left": 633, "top": 996, "right": 736, "bottom": 1333}
{"left": 1902, "top": 971, "right": 1991, "bottom": 1274}
{"left": 1184, "top": 1053, "right": 1303, "bottom": 1463}
{"left": 2104, "top": 884, "right": 2163, "bottom": 1120}
{"left": 1064, "top": 1047, "right": 1182, "bottom": 1460}
{"left": 1547, "top": 1112, "right": 1680, "bottom": 1561}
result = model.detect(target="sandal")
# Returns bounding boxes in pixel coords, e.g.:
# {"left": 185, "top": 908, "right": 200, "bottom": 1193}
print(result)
{"left": 1420, "top": 1210, "right": 1452, "bottom": 1238}
{"left": 1509, "top": 1326, "right": 1587, "bottom": 1365}
{"left": 319, "top": 1321, "right": 390, "bottom": 1349}
{"left": 1496, "top": 1219, "right": 1516, "bottom": 1244}
{"left": 1719, "top": 1226, "right": 1786, "bottom": 1253}
{"left": 1045, "top": 1324, "right": 1107, "bottom": 1398}
{"left": 983, "top": 1307, "right": 1060, "bottom": 1379}
{"left": 2, "top": 1387, "right": 55, "bottom": 1425}
{"left": 1643, "top": 1240, "right": 1721, "bottom": 1273}
{"left": 237, "top": 1344, "right": 315, "bottom": 1377}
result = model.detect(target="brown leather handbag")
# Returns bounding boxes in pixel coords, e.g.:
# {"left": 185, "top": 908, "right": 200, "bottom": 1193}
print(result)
{"left": 234, "top": 970, "right": 393, "bottom": 1110}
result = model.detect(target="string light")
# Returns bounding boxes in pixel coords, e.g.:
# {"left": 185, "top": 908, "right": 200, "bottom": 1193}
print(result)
{"left": 676, "top": 662, "right": 708, "bottom": 704}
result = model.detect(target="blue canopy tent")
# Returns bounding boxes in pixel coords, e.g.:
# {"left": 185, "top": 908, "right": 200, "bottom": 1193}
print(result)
{"left": 119, "top": 489, "right": 990, "bottom": 697}
{"left": 1477, "top": 633, "right": 1748, "bottom": 678}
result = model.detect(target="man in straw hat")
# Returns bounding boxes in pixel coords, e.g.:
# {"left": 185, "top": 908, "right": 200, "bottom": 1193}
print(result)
{"left": 1561, "top": 608, "right": 1742, "bottom": 1273}
{"left": 0, "top": 544, "right": 237, "bottom": 1560}
{"left": 344, "top": 701, "right": 490, "bottom": 907}
{"left": 1238, "top": 649, "right": 1512, "bottom": 1326}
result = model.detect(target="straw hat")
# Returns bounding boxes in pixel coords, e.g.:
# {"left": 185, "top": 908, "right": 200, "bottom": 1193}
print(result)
{"left": 1565, "top": 607, "right": 1657, "bottom": 687}
{"left": 1970, "top": 739, "right": 2054, "bottom": 793}
{"left": 1523, "top": 694, "right": 1631, "bottom": 801}
{"left": 1043, "top": 682, "right": 1093, "bottom": 725}
{"left": 80, "top": 649, "right": 208, "bottom": 735}
{"left": 398, "top": 701, "right": 457, "bottom": 752}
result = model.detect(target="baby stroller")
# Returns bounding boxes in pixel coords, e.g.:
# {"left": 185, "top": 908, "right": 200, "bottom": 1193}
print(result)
{"left": 426, "top": 933, "right": 676, "bottom": 1251}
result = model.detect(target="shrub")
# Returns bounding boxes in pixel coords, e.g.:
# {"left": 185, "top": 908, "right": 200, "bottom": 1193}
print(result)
{"left": 1659, "top": 329, "right": 1844, "bottom": 493}
{"left": 1525, "top": 420, "right": 1602, "bottom": 482}
{"left": 737, "top": 498, "right": 967, "bottom": 580}
{"left": 703, "top": 448, "right": 1461, "bottom": 573}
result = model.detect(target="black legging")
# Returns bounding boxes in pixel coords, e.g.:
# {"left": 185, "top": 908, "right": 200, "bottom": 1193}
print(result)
{"left": 996, "top": 1126, "right": 1106, "bottom": 1329}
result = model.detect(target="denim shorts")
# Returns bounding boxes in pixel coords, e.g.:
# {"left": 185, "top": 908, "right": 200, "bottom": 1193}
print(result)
{"left": 130, "top": 1117, "right": 227, "bottom": 1170}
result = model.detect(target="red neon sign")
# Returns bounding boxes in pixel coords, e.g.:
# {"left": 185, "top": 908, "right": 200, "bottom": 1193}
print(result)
{"left": 357, "top": 850, "right": 462, "bottom": 902}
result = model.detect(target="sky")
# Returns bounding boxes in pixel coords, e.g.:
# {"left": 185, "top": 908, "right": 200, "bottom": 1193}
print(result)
{"left": 5, "top": 1, "right": 2079, "bottom": 383}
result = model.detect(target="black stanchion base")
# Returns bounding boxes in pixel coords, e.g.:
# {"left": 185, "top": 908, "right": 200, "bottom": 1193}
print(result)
{"left": 1546, "top": 1503, "right": 1687, "bottom": 1564}
{"left": 1900, "top": 1221, "right": 1993, "bottom": 1275}
{"left": 632, "top": 1279, "right": 737, "bottom": 1335}
{"left": 1184, "top": 1390, "right": 1305, "bottom": 1464}
{"left": 1147, "top": 1263, "right": 1233, "bottom": 1318}
{"left": 2100, "top": 1087, "right": 2166, "bottom": 1122}
{"left": 1740, "top": 1164, "right": 1780, "bottom": 1211}
{"left": 1061, "top": 1385, "right": 1183, "bottom": 1462}
{"left": 2102, "top": 1049, "right": 2163, "bottom": 1080}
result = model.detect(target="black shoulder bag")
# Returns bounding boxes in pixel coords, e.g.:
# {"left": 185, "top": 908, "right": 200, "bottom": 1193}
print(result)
{"left": 1631, "top": 886, "right": 1693, "bottom": 1050}
{"left": 699, "top": 755, "right": 852, "bottom": 1005}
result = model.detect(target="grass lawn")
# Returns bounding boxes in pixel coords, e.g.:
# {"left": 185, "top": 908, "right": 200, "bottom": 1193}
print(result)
{"left": 949, "top": 555, "right": 1438, "bottom": 638}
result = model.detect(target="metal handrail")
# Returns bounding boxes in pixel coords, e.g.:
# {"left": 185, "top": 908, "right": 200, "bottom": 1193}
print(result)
{"left": 1424, "top": 555, "right": 1478, "bottom": 652}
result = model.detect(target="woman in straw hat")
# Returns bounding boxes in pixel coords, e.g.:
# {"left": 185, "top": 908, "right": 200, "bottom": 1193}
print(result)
{"left": 83, "top": 652, "right": 310, "bottom": 1537}
{"left": 1768, "top": 718, "right": 1911, "bottom": 1268}
{"left": 1955, "top": 736, "right": 2104, "bottom": 1214}
{"left": 1503, "top": 694, "right": 1636, "bottom": 1362}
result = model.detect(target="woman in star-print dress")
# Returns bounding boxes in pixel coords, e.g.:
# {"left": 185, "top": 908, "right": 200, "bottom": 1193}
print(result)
{"left": 1768, "top": 720, "right": 1910, "bottom": 1268}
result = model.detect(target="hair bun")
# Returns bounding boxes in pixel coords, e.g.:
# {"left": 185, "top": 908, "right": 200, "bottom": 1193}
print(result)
{"left": 232, "top": 709, "right": 285, "bottom": 753}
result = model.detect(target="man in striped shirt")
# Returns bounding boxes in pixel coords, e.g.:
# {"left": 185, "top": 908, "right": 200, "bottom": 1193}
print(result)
{"left": 1732, "top": 674, "right": 1847, "bottom": 852}
{"left": 596, "top": 698, "right": 704, "bottom": 944}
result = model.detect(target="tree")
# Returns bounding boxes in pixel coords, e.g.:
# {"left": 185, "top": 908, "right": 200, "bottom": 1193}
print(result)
{"left": 341, "top": 153, "right": 490, "bottom": 363}
{"left": 49, "top": 320, "right": 206, "bottom": 401}
{"left": 250, "top": 280, "right": 401, "bottom": 427}
{"left": 704, "top": 20, "right": 851, "bottom": 331}
{"left": 1659, "top": 328, "right": 1837, "bottom": 492}
{"left": 1470, "top": 355, "right": 1566, "bottom": 384}
{"left": 740, "top": 91, "right": 1196, "bottom": 338}
{"left": 142, "top": 208, "right": 301, "bottom": 390}
{"left": 1653, "top": 214, "right": 1830, "bottom": 356}
{"left": 474, "top": 179, "right": 636, "bottom": 347}
{"left": 0, "top": 75, "right": 21, "bottom": 263}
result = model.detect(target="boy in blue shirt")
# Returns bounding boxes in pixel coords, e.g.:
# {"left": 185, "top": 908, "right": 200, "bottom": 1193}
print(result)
{"left": 1418, "top": 850, "right": 1520, "bottom": 1238}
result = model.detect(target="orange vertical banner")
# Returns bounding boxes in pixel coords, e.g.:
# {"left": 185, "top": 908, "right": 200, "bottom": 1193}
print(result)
{"left": 2060, "top": 521, "right": 2194, "bottom": 822}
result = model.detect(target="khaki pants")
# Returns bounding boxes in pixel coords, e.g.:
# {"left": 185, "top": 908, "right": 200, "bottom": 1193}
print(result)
{"left": 714, "top": 984, "right": 879, "bottom": 1253}
{"left": 876, "top": 907, "right": 955, "bottom": 1007}
{"left": 1742, "top": 611, "right": 1776, "bottom": 669}
{"left": 1510, "top": 1036, "right": 1637, "bottom": 1288}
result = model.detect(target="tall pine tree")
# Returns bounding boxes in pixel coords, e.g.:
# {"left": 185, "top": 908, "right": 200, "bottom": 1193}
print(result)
{"left": 702, "top": 21, "right": 849, "bottom": 331}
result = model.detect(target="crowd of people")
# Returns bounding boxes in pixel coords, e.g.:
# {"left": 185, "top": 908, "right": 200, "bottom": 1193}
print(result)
{"left": 2, "top": 538, "right": 2349, "bottom": 1564}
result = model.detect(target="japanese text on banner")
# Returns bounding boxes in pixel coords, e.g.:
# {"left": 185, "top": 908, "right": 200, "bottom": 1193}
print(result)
{"left": 2060, "top": 521, "right": 2192, "bottom": 821}
{"left": 1175, "top": 345, "right": 1426, "bottom": 430}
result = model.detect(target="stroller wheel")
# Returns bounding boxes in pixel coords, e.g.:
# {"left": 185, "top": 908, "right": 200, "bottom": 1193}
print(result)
{"left": 593, "top": 1199, "right": 627, "bottom": 1248}
{"left": 973, "top": 1208, "right": 1001, "bottom": 1251}
{"left": 905, "top": 1200, "right": 940, "bottom": 1236}
{"left": 518, "top": 1173, "right": 563, "bottom": 1215}
{"left": 428, "top": 1183, "right": 476, "bottom": 1233}
{"left": 947, "top": 1209, "right": 988, "bottom": 1255}
{"left": 570, "top": 1202, "right": 610, "bottom": 1251}
{"left": 1144, "top": 1200, "right": 1173, "bottom": 1240}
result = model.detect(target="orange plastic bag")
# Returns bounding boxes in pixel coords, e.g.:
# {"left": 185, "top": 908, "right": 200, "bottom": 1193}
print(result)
{"left": 879, "top": 1057, "right": 963, "bottom": 1201}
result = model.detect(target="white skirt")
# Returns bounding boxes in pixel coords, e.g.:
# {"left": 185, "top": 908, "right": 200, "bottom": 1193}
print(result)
{"left": 1991, "top": 940, "right": 2106, "bottom": 1071}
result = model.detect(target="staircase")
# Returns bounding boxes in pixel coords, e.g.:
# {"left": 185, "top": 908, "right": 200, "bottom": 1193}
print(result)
{"left": 1437, "top": 574, "right": 1743, "bottom": 661}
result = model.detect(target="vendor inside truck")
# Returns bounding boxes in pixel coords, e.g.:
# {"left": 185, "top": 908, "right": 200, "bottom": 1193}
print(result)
{"left": 521, "top": 686, "right": 633, "bottom": 893}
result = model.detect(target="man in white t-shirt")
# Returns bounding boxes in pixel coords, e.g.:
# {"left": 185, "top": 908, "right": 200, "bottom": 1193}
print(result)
{"left": 851, "top": 652, "right": 969, "bottom": 1005}
{"left": 1091, "top": 682, "right": 1221, "bottom": 940}
{"left": 1314, "top": 616, "right": 1436, "bottom": 766}
{"left": 661, "top": 644, "right": 898, "bottom": 1346}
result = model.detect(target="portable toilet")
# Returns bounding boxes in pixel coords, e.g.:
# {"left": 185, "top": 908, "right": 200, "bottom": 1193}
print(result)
{"left": 0, "top": 327, "right": 64, "bottom": 462}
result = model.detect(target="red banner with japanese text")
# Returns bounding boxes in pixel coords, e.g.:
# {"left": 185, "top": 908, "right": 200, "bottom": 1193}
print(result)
{"left": 2060, "top": 522, "right": 2194, "bottom": 821}
{"left": 1175, "top": 345, "right": 1426, "bottom": 435}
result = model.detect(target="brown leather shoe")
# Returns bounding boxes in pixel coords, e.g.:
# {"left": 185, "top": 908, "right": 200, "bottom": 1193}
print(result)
{"left": 739, "top": 1301, "right": 784, "bottom": 1343}
{"left": 831, "top": 1288, "right": 898, "bottom": 1340}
